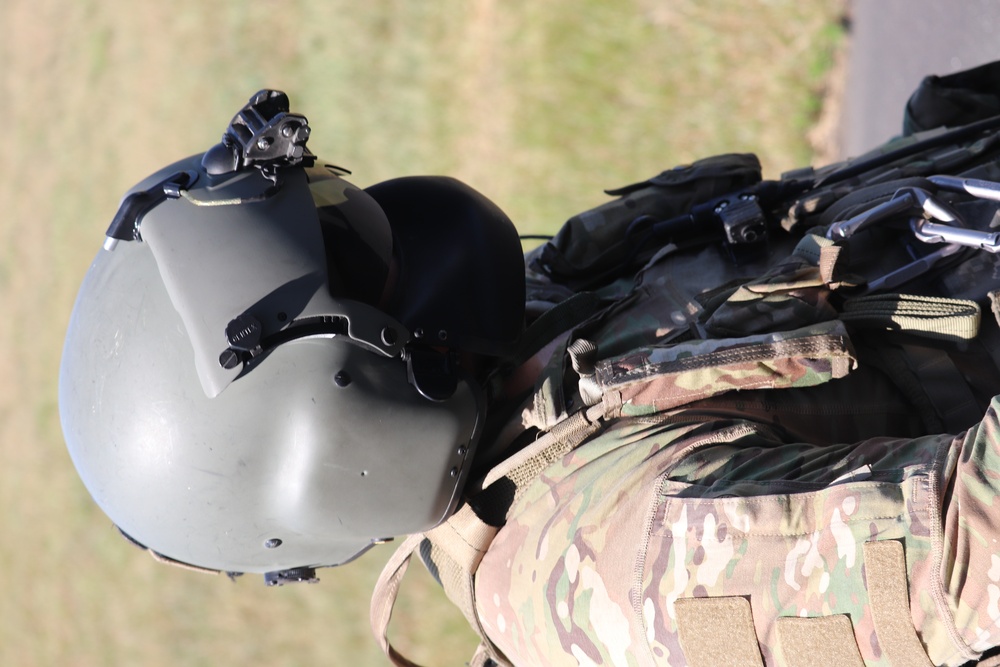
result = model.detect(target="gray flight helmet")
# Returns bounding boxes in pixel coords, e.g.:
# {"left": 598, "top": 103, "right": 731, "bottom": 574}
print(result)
{"left": 58, "top": 91, "right": 525, "bottom": 582}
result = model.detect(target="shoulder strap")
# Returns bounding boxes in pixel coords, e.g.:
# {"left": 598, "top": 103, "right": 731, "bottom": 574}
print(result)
{"left": 369, "top": 533, "right": 429, "bottom": 667}
{"left": 369, "top": 401, "right": 612, "bottom": 667}
{"left": 370, "top": 512, "right": 508, "bottom": 667}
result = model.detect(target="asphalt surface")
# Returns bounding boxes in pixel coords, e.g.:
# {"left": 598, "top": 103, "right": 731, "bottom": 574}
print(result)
{"left": 839, "top": 0, "right": 1000, "bottom": 158}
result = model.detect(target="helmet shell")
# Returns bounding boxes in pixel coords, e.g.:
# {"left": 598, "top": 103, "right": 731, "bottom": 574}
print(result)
{"left": 60, "top": 158, "right": 482, "bottom": 573}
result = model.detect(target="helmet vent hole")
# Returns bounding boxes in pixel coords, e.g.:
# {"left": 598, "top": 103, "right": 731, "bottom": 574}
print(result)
{"left": 277, "top": 312, "right": 287, "bottom": 322}
{"left": 334, "top": 371, "right": 352, "bottom": 387}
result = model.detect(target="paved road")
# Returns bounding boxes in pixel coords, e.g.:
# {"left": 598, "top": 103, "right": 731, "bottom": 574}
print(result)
{"left": 840, "top": 0, "right": 1000, "bottom": 158}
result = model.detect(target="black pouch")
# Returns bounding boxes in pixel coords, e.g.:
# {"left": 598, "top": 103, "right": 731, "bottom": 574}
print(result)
{"left": 904, "top": 59, "right": 1000, "bottom": 135}
{"left": 530, "top": 153, "right": 762, "bottom": 290}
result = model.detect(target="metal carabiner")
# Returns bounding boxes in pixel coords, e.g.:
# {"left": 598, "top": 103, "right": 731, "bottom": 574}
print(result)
{"left": 900, "top": 176, "right": 1000, "bottom": 252}
{"left": 826, "top": 186, "right": 961, "bottom": 240}
{"left": 927, "top": 175, "right": 1000, "bottom": 202}
{"left": 910, "top": 218, "right": 1000, "bottom": 253}
{"left": 827, "top": 175, "right": 1000, "bottom": 292}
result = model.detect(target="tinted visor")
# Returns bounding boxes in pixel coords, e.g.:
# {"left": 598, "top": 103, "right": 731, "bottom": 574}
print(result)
{"left": 306, "top": 167, "right": 393, "bottom": 307}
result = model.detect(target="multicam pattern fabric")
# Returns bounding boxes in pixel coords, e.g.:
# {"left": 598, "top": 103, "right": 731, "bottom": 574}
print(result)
{"left": 437, "top": 94, "right": 1000, "bottom": 664}
{"left": 475, "top": 397, "right": 1000, "bottom": 666}
{"left": 596, "top": 320, "right": 856, "bottom": 417}
{"left": 471, "top": 221, "right": 1000, "bottom": 665}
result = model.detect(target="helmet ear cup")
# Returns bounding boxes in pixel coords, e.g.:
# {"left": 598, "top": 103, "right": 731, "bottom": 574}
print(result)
{"left": 365, "top": 176, "right": 525, "bottom": 357}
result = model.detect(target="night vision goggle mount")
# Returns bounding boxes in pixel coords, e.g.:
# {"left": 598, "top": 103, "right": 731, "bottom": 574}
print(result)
{"left": 104, "top": 90, "right": 315, "bottom": 251}
{"left": 201, "top": 89, "right": 316, "bottom": 177}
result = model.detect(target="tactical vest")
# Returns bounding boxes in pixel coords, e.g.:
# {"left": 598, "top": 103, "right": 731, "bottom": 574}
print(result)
{"left": 371, "top": 61, "right": 1000, "bottom": 667}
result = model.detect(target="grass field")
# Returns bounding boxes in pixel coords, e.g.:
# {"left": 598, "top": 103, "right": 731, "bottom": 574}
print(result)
{"left": 1, "top": 1, "right": 845, "bottom": 665}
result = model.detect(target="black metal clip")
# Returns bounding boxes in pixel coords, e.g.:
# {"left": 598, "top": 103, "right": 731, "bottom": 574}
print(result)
{"left": 104, "top": 170, "right": 198, "bottom": 251}
{"left": 716, "top": 194, "right": 769, "bottom": 245}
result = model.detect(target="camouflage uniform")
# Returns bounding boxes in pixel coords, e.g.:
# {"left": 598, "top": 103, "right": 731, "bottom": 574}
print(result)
{"left": 374, "top": 61, "right": 1000, "bottom": 667}
{"left": 472, "top": 230, "right": 1000, "bottom": 666}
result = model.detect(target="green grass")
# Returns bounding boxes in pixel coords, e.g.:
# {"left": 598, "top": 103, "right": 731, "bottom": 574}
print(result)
{"left": 0, "top": 0, "right": 844, "bottom": 664}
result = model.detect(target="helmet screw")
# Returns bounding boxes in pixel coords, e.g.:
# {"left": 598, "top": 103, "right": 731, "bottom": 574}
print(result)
{"left": 414, "top": 328, "right": 424, "bottom": 339}
{"left": 380, "top": 326, "right": 398, "bottom": 346}
{"left": 449, "top": 467, "right": 459, "bottom": 478}
{"left": 334, "top": 371, "right": 352, "bottom": 387}
{"left": 257, "top": 136, "right": 273, "bottom": 150}
{"left": 264, "top": 538, "right": 282, "bottom": 549}
{"left": 457, "top": 445, "right": 467, "bottom": 456}
{"left": 438, "top": 330, "right": 448, "bottom": 341}
{"left": 219, "top": 349, "right": 241, "bottom": 370}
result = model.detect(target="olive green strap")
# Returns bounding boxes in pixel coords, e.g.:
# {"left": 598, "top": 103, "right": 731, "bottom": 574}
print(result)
{"left": 840, "top": 293, "right": 981, "bottom": 342}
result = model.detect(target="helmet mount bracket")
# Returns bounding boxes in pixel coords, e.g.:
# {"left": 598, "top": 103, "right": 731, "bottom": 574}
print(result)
{"left": 201, "top": 89, "right": 316, "bottom": 178}
{"left": 104, "top": 90, "right": 316, "bottom": 253}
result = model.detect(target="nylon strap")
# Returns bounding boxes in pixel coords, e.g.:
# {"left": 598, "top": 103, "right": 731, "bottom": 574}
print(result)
{"left": 370, "top": 402, "right": 610, "bottom": 667}
{"left": 840, "top": 293, "right": 981, "bottom": 342}
{"left": 370, "top": 532, "right": 429, "bottom": 667}
{"left": 855, "top": 343, "right": 945, "bottom": 433}
{"left": 899, "top": 343, "right": 984, "bottom": 433}
{"left": 506, "top": 290, "right": 608, "bottom": 370}
{"left": 776, "top": 615, "right": 865, "bottom": 667}
{"left": 482, "top": 401, "right": 610, "bottom": 490}
{"left": 863, "top": 540, "right": 934, "bottom": 667}
{"left": 486, "top": 290, "right": 609, "bottom": 414}
{"left": 370, "top": 520, "right": 511, "bottom": 667}
{"left": 425, "top": 503, "right": 499, "bottom": 574}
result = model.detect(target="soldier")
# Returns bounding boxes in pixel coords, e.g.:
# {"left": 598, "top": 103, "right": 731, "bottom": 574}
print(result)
{"left": 60, "top": 63, "right": 1000, "bottom": 666}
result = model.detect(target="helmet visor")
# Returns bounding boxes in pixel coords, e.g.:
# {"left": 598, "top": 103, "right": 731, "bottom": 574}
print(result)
{"left": 307, "top": 167, "right": 393, "bottom": 307}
